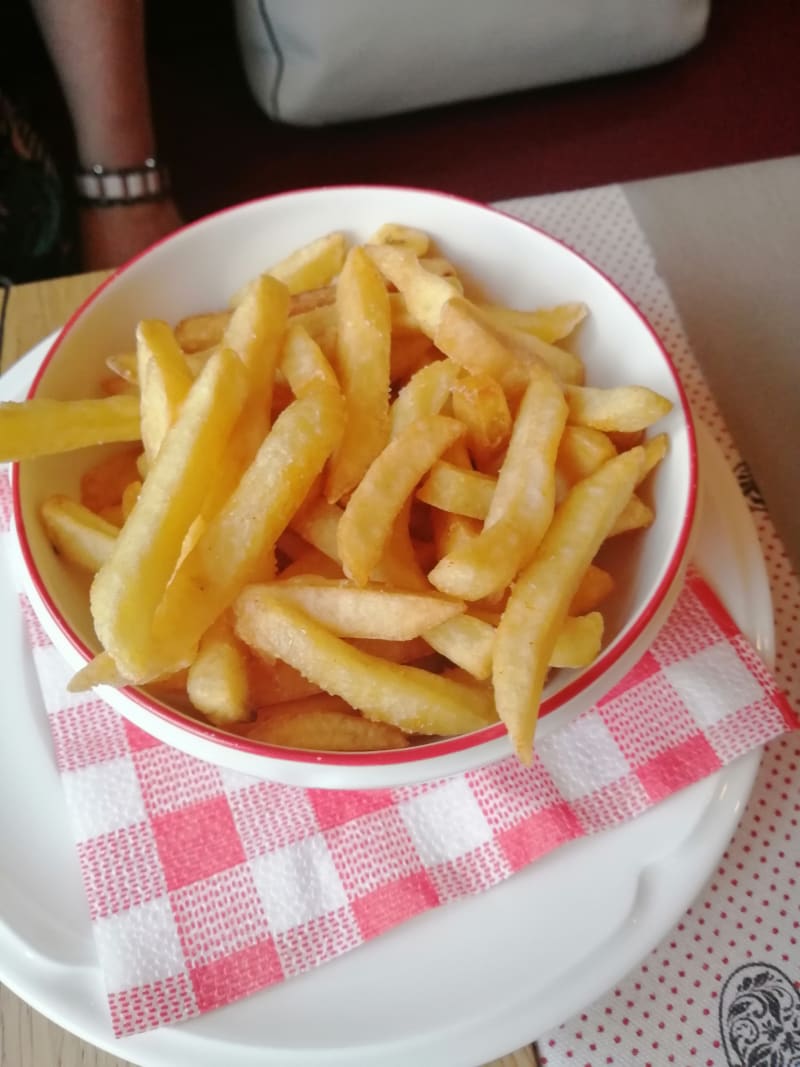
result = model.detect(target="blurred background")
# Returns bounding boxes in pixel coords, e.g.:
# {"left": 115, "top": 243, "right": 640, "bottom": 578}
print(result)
{"left": 2, "top": 0, "right": 798, "bottom": 279}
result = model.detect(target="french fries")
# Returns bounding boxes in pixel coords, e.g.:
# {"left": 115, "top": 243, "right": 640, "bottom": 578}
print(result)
{"left": 337, "top": 414, "right": 464, "bottom": 586}
{"left": 243, "top": 694, "right": 411, "bottom": 752}
{"left": 450, "top": 372, "right": 512, "bottom": 468}
{"left": 565, "top": 385, "right": 672, "bottom": 432}
{"left": 186, "top": 616, "right": 249, "bottom": 726}
{"left": 325, "top": 246, "right": 392, "bottom": 503}
{"left": 136, "top": 320, "right": 194, "bottom": 465}
{"left": 150, "top": 383, "right": 347, "bottom": 675}
{"left": 253, "top": 577, "right": 465, "bottom": 640}
{"left": 234, "top": 592, "right": 497, "bottom": 737}
{"left": 428, "top": 362, "right": 568, "bottom": 601}
{"left": 9, "top": 221, "right": 674, "bottom": 762}
{"left": 40, "top": 496, "right": 118, "bottom": 572}
{"left": 493, "top": 447, "right": 645, "bottom": 761}
{"left": 0, "top": 394, "right": 140, "bottom": 461}
{"left": 90, "top": 348, "right": 250, "bottom": 681}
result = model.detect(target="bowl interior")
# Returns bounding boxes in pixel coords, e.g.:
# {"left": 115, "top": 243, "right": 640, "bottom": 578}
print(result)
{"left": 14, "top": 186, "right": 695, "bottom": 765}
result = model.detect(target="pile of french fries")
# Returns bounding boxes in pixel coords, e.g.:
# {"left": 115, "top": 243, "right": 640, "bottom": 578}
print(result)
{"left": 0, "top": 223, "right": 673, "bottom": 763}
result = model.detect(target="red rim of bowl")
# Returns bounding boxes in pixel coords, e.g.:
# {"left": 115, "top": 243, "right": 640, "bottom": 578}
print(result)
{"left": 11, "top": 183, "right": 698, "bottom": 769}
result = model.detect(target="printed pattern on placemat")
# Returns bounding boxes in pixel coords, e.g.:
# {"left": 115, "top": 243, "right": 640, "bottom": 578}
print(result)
{"left": 497, "top": 191, "right": 800, "bottom": 1066}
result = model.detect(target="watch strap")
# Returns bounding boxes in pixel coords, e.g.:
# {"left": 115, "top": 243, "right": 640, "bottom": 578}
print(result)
{"left": 75, "top": 158, "right": 171, "bottom": 206}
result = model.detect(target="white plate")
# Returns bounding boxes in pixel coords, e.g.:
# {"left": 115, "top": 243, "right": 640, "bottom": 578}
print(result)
{"left": 0, "top": 338, "right": 771, "bottom": 1067}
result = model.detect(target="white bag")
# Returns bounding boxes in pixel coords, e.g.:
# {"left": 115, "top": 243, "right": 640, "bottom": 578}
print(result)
{"left": 233, "top": 0, "right": 711, "bottom": 126}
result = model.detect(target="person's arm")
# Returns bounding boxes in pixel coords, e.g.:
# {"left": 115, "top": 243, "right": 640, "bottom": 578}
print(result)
{"left": 30, "top": 0, "right": 181, "bottom": 269}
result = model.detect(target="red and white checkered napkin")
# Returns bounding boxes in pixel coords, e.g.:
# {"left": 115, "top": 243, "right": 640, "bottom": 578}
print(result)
{"left": 13, "top": 564, "right": 796, "bottom": 1039}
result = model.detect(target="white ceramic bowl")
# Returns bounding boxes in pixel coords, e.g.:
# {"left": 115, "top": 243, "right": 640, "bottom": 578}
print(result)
{"left": 12, "top": 186, "right": 697, "bottom": 788}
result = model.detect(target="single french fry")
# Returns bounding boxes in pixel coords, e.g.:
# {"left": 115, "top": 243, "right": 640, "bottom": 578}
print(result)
{"left": 105, "top": 351, "right": 139, "bottom": 385}
{"left": 430, "top": 508, "right": 482, "bottom": 559}
{"left": 390, "top": 359, "right": 461, "bottom": 438}
{"left": 428, "top": 363, "right": 568, "bottom": 601}
{"left": 89, "top": 347, "right": 250, "bottom": 681}
{"left": 151, "top": 385, "right": 346, "bottom": 674}
{"left": 365, "top": 243, "right": 459, "bottom": 339}
{"left": 483, "top": 314, "right": 585, "bottom": 385}
{"left": 136, "top": 319, "right": 194, "bottom": 464}
{"left": 556, "top": 425, "right": 617, "bottom": 487}
{"left": 423, "top": 613, "right": 496, "bottom": 680}
{"left": 184, "top": 346, "right": 217, "bottom": 377}
{"left": 424, "top": 609, "right": 605, "bottom": 679}
{"left": 0, "top": 394, "right": 140, "bottom": 462}
{"left": 291, "top": 497, "right": 344, "bottom": 562}
{"left": 639, "top": 432, "right": 669, "bottom": 482}
{"left": 287, "top": 285, "right": 336, "bottom": 316}
{"left": 608, "top": 493, "right": 654, "bottom": 536}
{"left": 192, "top": 277, "right": 290, "bottom": 527}
{"left": 565, "top": 385, "right": 672, "bottom": 433}
{"left": 493, "top": 446, "right": 645, "bottom": 762}
{"left": 290, "top": 304, "right": 338, "bottom": 361}
{"left": 245, "top": 694, "right": 410, "bottom": 751}
{"left": 389, "top": 292, "right": 428, "bottom": 335}
{"left": 549, "top": 612, "right": 604, "bottom": 669}
{"left": 228, "top": 238, "right": 346, "bottom": 309}
{"left": 569, "top": 563, "right": 615, "bottom": 615}
{"left": 234, "top": 593, "right": 498, "bottom": 736}
{"left": 120, "top": 480, "right": 141, "bottom": 521}
{"left": 434, "top": 296, "right": 530, "bottom": 396}
{"left": 68, "top": 650, "right": 125, "bottom": 691}
{"left": 200, "top": 389, "right": 272, "bottom": 526}
{"left": 377, "top": 497, "right": 430, "bottom": 591}
{"left": 69, "top": 652, "right": 193, "bottom": 696}
{"left": 80, "top": 445, "right": 142, "bottom": 513}
{"left": 267, "top": 231, "right": 347, "bottom": 295}
{"left": 416, "top": 461, "right": 496, "bottom": 520}
{"left": 40, "top": 495, "right": 118, "bottom": 573}
{"left": 338, "top": 414, "right": 464, "bottom": 586}
{"left": 451, "top": 371, "right": 512, "bottom": 467}
{"left": 370, "top": 223, "right": 431, "bottom": 256}
{"left": 479, "top": 301, "right": 588, "bottom": 344}
{"left": 419, "top": 256, "right": 462, "bottom": 286}
{"left": 253, "top": 578, "right": 464, "bottom": 640}
{"left": 280, "top": 323, "right": 339, "bottom": 397}
{"left": 175, "top": 310, "right": 230, "bottom": 353}
{"left": 325, "top": 246, "right": 392, "bottom": 503}
{"left": 186, "top": 617, "right": 249, "bottom": 726}
{"left": 221, "top": 273, "right": 289, "bottom": 401}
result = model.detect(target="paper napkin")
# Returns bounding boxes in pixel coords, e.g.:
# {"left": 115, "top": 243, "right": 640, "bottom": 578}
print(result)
{"left": 6, "top": 525, "right": 795, "bottom": 1038}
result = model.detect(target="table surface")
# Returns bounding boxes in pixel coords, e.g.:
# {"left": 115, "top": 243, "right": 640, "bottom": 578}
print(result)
{"left": 1, "top": 155, "right": 797, "bottom": 1067}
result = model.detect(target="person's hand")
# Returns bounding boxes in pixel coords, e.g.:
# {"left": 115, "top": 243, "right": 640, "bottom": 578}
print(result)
{"left": 80, "top": 195, "right": 183, "bottom": 271}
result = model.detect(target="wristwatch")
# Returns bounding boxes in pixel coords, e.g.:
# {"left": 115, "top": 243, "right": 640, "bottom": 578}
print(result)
{"left": 75, "top": 157, "right": 171, "bottom": 207}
